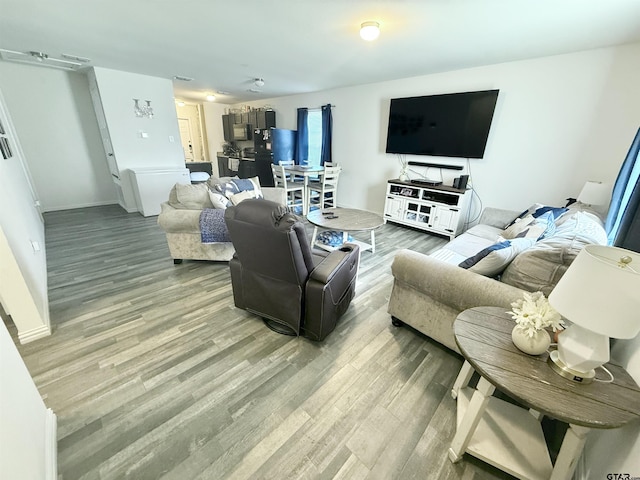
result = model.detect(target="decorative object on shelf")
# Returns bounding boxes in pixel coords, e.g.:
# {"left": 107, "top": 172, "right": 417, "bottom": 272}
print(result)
{"left": 508, "top": 291, "right": 561, "bottom": 355}
{"left": 133, "top": 99, "right": 154, "bottom": 118}
{"left": 360, "top": 21, "right": 380, "bottom": 41}
{"left": 548, "top": 245, "right": 640, "bottom": 383}
{"left": 398, "top": 157, "right": 409, "bottom": 181}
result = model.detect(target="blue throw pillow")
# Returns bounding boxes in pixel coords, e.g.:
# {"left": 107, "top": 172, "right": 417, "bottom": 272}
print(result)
{"left": 215, "top": 177, "right": 263, "bottom": 200}
{"left": 505, "top": 204, "right": 567, "bottom": 228}
{"left": 532, "top": 206, "right": 568, "bottom": 220}
{"left": 459, "top": 238, "right": 536, "bottom": 276}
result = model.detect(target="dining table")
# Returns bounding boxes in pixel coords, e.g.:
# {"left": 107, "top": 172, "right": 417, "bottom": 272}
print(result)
{"left": 281, "top": 164, "right": 325, "bottom": 214}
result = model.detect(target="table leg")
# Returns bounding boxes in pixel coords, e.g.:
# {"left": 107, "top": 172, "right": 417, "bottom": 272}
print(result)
{"left": 303, "top": 177, "right": 309, "bottom": 215}
{"left": 451, "top": 360, "right": 474, "bottom": 399}
{"left": 370, "top": 230, "right": 376, "bottom": 253}
{"left": 449, "top": 376, "right": 495, "bottom": 463}
{"left": 550, "top": 424, "right": 590, "bottom": 480}
{"left": 311, "top": 226, "right": 318, "bottom": 250}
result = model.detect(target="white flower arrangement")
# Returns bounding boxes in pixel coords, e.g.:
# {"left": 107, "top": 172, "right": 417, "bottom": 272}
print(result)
{"left": 508, "top": 291, "right": 563, "bottom": 338}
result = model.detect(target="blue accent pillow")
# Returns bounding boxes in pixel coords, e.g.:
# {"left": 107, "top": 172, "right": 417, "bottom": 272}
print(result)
{"left": 459, "top": 241, "right": 511, "bottom": 269}
{"left": 505, "top": 204, "right": 567, "bottom": 228}
{"left": 316, "top": 230, "right": 354, "bottom": 247}
{"left": 459, "top": 238, "right": 536, "bottom": 276}
{"left": 532, "top": 206, "right": 568, "bottom": 220}
{"left": 215, "top": 177, "right": 263, "bottom": 200}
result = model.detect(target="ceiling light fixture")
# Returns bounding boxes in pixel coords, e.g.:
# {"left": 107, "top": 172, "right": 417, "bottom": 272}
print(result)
{"left": 254, "top": 78, "right": 265, "bottom": 87}
{"left": 360, "top": 21, "right": 380, "bottom": 41}
{"left": 206, "top": 94, "right": 216, "bottom": 102}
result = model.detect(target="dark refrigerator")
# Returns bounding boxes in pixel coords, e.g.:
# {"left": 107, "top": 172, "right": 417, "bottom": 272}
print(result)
{"left": 254, "top": 128, "right": 297, "bottom": 187}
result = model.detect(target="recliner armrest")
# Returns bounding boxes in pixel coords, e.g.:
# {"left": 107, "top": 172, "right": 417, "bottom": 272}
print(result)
{"left": 309, "top": 244, "right": 359, "bottom": 284}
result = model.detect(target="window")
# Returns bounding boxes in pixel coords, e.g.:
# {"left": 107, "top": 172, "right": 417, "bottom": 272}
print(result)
{"left": 306, "top": 110, "right": 322, "bottom": 166}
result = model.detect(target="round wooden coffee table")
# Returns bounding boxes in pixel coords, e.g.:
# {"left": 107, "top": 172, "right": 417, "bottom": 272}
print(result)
{"left": 306, "top": 207, "right": 383, "bottom": 253}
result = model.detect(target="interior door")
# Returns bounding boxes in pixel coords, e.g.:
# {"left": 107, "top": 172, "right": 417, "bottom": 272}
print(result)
{"left": 178, "top": 118, "right": 194, "bottom": 161}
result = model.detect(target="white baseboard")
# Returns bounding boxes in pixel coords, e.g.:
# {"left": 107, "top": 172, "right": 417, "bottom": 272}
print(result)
{"left": 18, "top": 324, "right": 51, "bottom": 344}
{"left": 43, "top": 200, "right": 117, "bottom": 212}
{"left": 45, "top": 408, "right": 57, "bottom": 480}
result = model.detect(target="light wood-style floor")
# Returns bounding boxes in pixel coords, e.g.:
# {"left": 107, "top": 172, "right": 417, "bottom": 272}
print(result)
{"left": 7, "top": 204, "right": 513, "bottom": 480}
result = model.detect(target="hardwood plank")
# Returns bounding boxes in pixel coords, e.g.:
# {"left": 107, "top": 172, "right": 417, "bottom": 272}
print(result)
{"left": 3, "top": 204, "right": 514, "bottom": 479}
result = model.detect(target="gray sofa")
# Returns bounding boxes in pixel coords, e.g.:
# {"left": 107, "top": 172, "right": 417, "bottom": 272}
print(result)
{"left": 157, "top": 176, "right": 285, "bottom": 263}
{"left": 387, "top": 203, "right": 608, "bottom": 352}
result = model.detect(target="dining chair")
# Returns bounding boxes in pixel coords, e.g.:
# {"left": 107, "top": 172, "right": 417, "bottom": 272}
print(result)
{"left": 307, "top": 165, "right": 341, "bottom": 210}
{"left": 278, "top": 160, "right": 304, "bottom": 183}
{"left": 271, "top": 163, "right": 306, "bottom": 213}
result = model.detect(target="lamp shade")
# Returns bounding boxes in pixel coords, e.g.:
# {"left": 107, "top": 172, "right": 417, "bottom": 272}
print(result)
{"left": 549, "top": 245, "right": 640, "bottom": 339}
{"left": 577, "top": 181, "right": 610, "bottom": 206}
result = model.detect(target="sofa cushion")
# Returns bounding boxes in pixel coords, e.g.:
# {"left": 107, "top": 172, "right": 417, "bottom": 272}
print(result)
{"left": 501, "top": 211, "right": 607, "bottom": 295}
{"left": 168, "top": 183, "right": 214, "bottom": 210}
{"left": 459, "top": 238, "right": 536, "bottom": 277}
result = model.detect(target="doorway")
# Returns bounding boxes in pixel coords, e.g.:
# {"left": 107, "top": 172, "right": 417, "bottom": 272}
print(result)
{"left": 175, "top": 103, "right": 209, "bottom": 162}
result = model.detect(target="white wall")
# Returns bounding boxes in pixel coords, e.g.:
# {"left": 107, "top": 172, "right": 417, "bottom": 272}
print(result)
{"left": 202, "top": 101, "right": 227, "bottom": 160}
{"left": 92, "top": 67, "right": 184, "bottom": 170}
{"left": 237, "top": 43, "right": 640, "bottom": 217}
{"left": 0, "top": 315, "right": 56, "bottom": 479}
{"left": 582, "top": 336, "right": 640, "bottom": 479}
{"left": 0, "top": 62, "right": 116, "bottom": 212}
{"left": 0, "top": 89, "right": 50, "bottom": 341}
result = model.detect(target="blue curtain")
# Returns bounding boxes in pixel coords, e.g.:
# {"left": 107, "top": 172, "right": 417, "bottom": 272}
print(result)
{"left": 320, "top": 104, "right": 333, "bottom": 166}
{"left": 296, "top": 108, "right": 309, "bottom": 165}
{"left": 605, "top": 127, "right": 640, "bottom": 252}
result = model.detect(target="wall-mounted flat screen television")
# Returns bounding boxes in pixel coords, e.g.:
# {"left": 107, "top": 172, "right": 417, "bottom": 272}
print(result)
{"left": 385, "top": 89, "right": 499, "bottom": 158}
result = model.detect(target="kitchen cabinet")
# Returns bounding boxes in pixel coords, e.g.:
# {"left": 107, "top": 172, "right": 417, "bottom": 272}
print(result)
{"left": 222, "top": 111, "right": 276, "bottom": 142}
{"left": 222, "top": 115, "right": 233, "bottom": 142}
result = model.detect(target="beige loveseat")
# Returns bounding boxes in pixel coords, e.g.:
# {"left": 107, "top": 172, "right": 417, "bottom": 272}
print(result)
{"left": 387, "top": 203, "right": 608, "bottom": 352}
{"left": 157, "top": 176, "right": 285, "bottom": 263}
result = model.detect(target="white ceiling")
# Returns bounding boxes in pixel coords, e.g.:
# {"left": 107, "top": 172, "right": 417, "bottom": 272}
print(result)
{"left": 1, "top": 0, "right": 640, "bottom": 104}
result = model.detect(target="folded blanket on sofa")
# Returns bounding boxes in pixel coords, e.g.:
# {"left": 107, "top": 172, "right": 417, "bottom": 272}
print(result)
{"left": 200, "top": 209, "right": 231, "bottom": 243}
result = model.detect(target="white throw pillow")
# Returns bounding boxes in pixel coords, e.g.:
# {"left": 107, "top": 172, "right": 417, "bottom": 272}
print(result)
{"left": 208, "top": 190, "right": 230, "bottom": 209}
{"left": 459, "top": 238, "right": 536, "bottom": 277}
{"left": 229, "top": 190, "right": 258, "bottom": 205}
{"left": 502, "top": 214, "right": 535, "bottom": 239}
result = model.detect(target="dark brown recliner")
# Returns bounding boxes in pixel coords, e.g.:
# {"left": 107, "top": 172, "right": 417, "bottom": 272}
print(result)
{"left": 224, "top": 199, "right": 360, "bottom": 341}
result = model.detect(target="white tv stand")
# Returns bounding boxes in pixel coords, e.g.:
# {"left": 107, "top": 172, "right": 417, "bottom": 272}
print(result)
{"left": 383, "top": 179, "right": 470, "bottom": 239}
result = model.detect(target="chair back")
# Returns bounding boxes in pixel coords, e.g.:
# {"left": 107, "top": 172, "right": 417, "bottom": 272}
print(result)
{"left": 271, "top": 163, "right": 287, "bottom": 189}
{"left": 224, "top": 199, "right": 315, "bottom": 333}
{"left": 321, "top": 165, "right": 341, "bottom": 189}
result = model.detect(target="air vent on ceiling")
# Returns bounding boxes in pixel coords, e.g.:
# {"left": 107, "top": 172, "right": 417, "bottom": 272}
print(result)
{"left": 61, "top": 53, "right": 91, "bottom": 63}
{"left": 0, "top": 49, "right": 87, "bottom": 71}
{"left": 173, "top": 75, "right": 194, "bottom": 82}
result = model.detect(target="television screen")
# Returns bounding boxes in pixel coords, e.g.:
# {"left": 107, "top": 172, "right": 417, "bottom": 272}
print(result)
{"left": 385, "top": 89, "right": 499, "bottom": 158}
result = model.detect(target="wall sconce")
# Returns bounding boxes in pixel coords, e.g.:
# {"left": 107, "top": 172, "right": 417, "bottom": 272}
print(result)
{"left": 133, "top": 99, "right": 154, "bottom": 118}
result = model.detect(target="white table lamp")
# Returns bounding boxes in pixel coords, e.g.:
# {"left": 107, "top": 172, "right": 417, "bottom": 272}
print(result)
{"left": 577, "top": 181, "right": 610, "bottom": 207}
{"left": 548, "top": 245, "right": 640, "bottom": 383}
